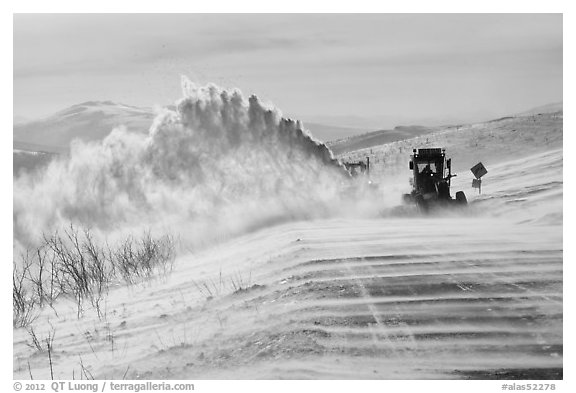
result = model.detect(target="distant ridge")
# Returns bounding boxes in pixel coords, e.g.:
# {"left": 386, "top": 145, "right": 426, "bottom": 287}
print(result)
{"left": 514, "top": 102, "right": 562, "bottom": 117}
{"left": 14, "top": 140, "right": 67, "bottom": 155}
{"left": 14, "top": 100, "right": 563, "bottom": 158}
{"left": 326, "top": 125, "right": 439, "bottom": 155}
{"left": 14, "top": 101, "right": 369, "bottom": 149}
{"left": 326, "top": 101, "right": 563, "bottom": 156}
{"left": 13, "top": 101, "right": 156, "bottom": 149}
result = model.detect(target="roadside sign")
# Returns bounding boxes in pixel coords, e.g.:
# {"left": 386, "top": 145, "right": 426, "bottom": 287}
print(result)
{"left": 470, "top": 162, "right": 488, "bottom": 179}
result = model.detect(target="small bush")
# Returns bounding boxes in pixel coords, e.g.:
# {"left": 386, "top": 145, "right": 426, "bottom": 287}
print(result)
{"left": 111, "top": 231, "right": 174, "bottom": 285}
{"left": 13, "top": 257, "right": 39, "bottom": 328}
{"left": 13, "top": 225, "right": 176, "bottom": 326}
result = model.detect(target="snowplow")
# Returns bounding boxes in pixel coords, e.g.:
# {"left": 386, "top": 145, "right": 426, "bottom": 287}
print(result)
{"left": 341, "top": 156, "right": 379, "bottom": 197}
{"left": 402, "top": 148, "right": 467, "bottom": 210}
{"left": 343, "top": 157, "right": 370, "bottom": 177}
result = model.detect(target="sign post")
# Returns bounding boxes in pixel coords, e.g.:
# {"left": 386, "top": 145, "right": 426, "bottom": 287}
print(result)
{"left": 470, "top": 162, "right": 488, "bottom": 194}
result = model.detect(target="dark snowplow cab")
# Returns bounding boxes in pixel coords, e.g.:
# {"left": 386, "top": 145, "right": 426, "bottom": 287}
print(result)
{"left": 403, "top": 148, "right": 467, "bottom": 210}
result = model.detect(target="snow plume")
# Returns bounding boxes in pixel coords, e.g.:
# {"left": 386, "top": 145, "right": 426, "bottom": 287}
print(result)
{"left": 14, "top": 80, "right": 348, "bottom": 248}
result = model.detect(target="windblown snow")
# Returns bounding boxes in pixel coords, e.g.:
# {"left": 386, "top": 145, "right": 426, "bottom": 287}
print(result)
{"left": 13, "top": 80, "right": 347, "bottom": 248}
{"left": 13, "top": 84, "right": 562, "bottom": 380}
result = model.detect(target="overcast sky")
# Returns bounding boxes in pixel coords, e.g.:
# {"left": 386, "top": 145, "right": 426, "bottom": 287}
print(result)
{"left": 14, "top": 14, "right": 562, "bottom": 129}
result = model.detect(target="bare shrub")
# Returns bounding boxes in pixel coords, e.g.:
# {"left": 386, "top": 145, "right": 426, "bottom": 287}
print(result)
{"left": 13, "top": 257, "right": 38, "bottom": 328}
{"left": 193, "top": 269, "right": 255, "bottom": 299}
{"left": 230, "top": 271, "right": 252, "bottom": 293}
{"left": 44, "top": 226, "right": 92, "bottom": 318}
{"left": 13, "top": 225, "right": 176, "bottom": 323}
{"left": 192, "top": 269, "right": 224, "bottom": 299}
{"left": 27, "top": 246, "right": 61, "bottom": 309}
{"left": 25, "top": 326, "right": 43, "bottom": 352}
{"left": 81, "top": 229, "right": 113, "bottom": 317}
{"left": 110, "top": 232, "right": 175, "bottom": 285}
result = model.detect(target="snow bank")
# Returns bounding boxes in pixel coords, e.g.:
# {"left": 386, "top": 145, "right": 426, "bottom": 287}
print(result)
{"left": 14, "top": 79, "right": 347, "bottom": 248}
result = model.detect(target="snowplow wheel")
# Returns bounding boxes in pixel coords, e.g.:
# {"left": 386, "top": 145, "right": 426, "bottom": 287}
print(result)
{"left": 402, "top": 193, "right": 413, "bottom": 204}
{"left": 456, "top": 191, "right": 468, "bottom": 205}
{"left": 437, "top": 181, "right": 450, "bottom": 200}
{"left": 415, "top": 194, "right": 428, "bottom": 212}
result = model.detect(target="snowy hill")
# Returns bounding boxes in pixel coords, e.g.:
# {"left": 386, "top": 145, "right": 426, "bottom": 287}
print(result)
{"left": 329, "top": 102, "right": 563, "bottom": 157}
{"left": 13, "top": 101, "right": 156, "bottom": 150}
{"left": 514, "top": 102, "right": 563, "bottom": 117}
{"left": 303, "top": 122, "right": 370, "bottom": 142}
{"left": 14, "top": 102, "right": 364, "bottom": 152}
{"left": 327, "top": 125, "right": 441, "bottom": 155}
{"left": 340, "top": 111, "right": 562, "bottom": 177}
{"left": 13, "top": 102, "right": 155, "bottom": 176}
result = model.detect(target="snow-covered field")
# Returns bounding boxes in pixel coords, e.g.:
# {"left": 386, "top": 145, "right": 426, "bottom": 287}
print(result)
{"left": 13, "top": 85, "right": 562, "bottom": 380}
{"left": 13, "top": 167, "right": 563, "bottom": 378}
